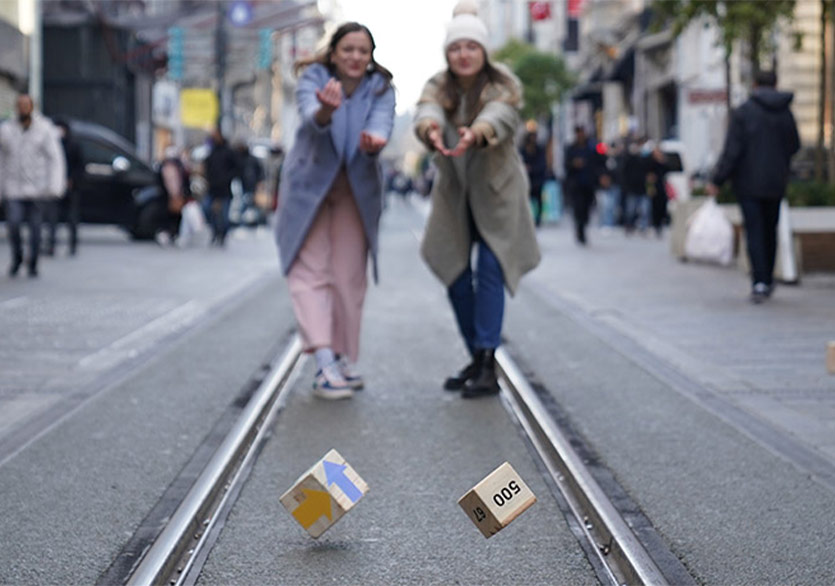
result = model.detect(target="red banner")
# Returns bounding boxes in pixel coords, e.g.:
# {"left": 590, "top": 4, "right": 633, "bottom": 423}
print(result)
{"left": 567, "top": 0, "right": 584, "bottom": 18}
{"left": 529, "top": 1, "right": 552, "bottom": 21}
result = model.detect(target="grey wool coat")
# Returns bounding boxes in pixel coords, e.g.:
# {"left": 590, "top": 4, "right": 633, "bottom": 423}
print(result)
{"left": 414, "top": 68, "right": 540, "bottom": 295}
{"left": 275, "top": 63, "right": 396, "bottom": 280}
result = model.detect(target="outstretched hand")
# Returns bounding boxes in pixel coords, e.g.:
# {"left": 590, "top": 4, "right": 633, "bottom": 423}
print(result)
{"left": 426, "top": 127, "right": 446, "bottom": 154}
{"left": 427, "top": 126, "right": 475, "bottom": 157}
{"left": 446, "top": 127, "right": 475, "bottom": 157}
{"left": 316, "top": 78, "right": 342, "bottom": 113}
{"left": 359, "top": 131, "right": 387, "bottom": 155}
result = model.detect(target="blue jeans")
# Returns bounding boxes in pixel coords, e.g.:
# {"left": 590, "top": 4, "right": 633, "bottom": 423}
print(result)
{"left": 4, "top": 199, "right": 44, "bottom": 265}
{"left": 447, "top": 240, "right": 505, "bottom": 353}
{"left": 625, "top": 192, "right": 650, "bottom": 231}
{"left": 202, "top": 195, "right": 231, "bottom": 243}
{"left": 598, "top": 186, "right": 619, "bottom": 227}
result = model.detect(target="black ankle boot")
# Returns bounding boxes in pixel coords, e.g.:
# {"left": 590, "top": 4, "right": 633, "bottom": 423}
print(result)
{"left": 462, "top": 349, "right": 500, "bottom": 399}
{"left": 9, "top": 255, "right": 22, "bottom": 277}
{"left": 443, "top": 360, "right": 477, "bottom": 391}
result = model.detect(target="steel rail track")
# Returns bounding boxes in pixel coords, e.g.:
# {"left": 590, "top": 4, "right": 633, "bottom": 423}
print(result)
{"left": 123, "top": 329, "right": 686, "bottom": 585}
{"left": 127, "top": 335, "right": 305, "bottom": 586}
{"left": 496, "top": 347, "right": 680, "bottom": 586}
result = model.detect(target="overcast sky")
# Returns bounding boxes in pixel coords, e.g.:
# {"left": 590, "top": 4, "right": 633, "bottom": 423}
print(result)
{"left": 333, "top": 0, "right": 459, "bottom": 113}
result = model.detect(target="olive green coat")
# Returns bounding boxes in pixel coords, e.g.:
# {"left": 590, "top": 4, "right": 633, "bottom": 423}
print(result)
{"left": 414, "top": 68, "right": 540, "bottom": 295}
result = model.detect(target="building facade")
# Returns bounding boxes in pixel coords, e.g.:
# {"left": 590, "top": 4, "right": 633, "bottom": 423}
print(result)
{"left": 0, "top": 0, "right": 33, "bottom": 117}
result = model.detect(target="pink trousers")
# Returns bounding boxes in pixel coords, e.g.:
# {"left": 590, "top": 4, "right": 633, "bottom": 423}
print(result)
{"left": 287, "top": 171, "right": 368, "bottom": 363}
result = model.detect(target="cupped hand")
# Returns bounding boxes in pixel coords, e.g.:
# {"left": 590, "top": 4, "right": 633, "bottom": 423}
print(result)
{"left": 316, "top": 78, "right": 342, "bottom": 112}
{"left": 427, "top": 127, "right": 447, "bottom": 154}
{"left": 359, "top": 131, "right": 387, "bottom": 154}
{"left": 446, "top": 127, "right": 475, "bottom": 158}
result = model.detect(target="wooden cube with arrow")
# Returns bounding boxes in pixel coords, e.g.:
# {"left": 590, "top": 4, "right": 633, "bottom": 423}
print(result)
{"left": 279, "top": 448, "right": 368, "bottom": 538}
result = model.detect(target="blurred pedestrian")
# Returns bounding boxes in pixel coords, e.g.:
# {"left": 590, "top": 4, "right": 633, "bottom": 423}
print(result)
{"left": 597, "top": 141, "right": 621, "bottom": 230}
{"left": 646, "top": 144, "right": 670, "bottom": 238}
{"left": 44, "top": 119, "right": 83, "bottom": 256}
{"left": 234, "top": 142, "right": 264, "bottom": 227}
{"left": 202, "top": 128, "right": 238, "bottom": 246}
{"left": 520, "top": 126, "right": 548, "bottom": 227}
{"left": 707, "top": 70, "right": 800, "bottom": 303}
{"left": 414, "top": 1, "right": 540, "bottom": 399}
{"left": 563, "top": 125, "right": 598, "bottom": 244}
{"left": 274, "top": 22, "right": 395, "bottom": 399}
{"left": 157, "top": 146, "right": 192, "bottom": 245}
{"left": 0, "top": 94, "right": 65, "bottom": 277}
{"left": 622, "top": 137, "right": 649, "bottom": 234}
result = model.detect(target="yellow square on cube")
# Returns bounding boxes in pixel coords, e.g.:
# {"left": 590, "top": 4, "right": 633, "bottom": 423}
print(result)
{"left": 458, "top": 462, "right": 536, "bottom": 538}
{"left": 279, "top": 449, "right": 368, "bottom": 538}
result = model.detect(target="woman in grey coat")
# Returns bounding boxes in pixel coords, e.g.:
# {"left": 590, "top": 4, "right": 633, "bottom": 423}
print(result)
{"left": 414, "top": 3, "right": 540, "bottom": 399}
{"left": 275, "top": 22, "right": 395, "bottom": 400}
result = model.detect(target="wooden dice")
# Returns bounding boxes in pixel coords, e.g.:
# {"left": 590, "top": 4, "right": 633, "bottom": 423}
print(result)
{"left": 458, "top": 462, "right": 536, "bottom": 538}
{"left": 280, "top": 449, "right": 368, "bottom": 538}
{"left": 827, "top": 341, "right": 835, "bottom": 374}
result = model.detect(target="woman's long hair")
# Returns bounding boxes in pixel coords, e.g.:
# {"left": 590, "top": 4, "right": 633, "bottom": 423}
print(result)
{"left": 439, "top": 50, "right": 517, "bottom": 125}
{"left": 294, "top": 22, "right": 393, "bottom": 93}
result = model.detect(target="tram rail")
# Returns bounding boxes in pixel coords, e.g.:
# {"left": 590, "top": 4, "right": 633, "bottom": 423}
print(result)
{"left": 120, "top": 334, "right": 692, "bottom": 586}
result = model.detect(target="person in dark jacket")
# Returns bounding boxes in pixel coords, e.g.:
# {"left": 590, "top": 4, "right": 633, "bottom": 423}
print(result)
{"left": 45, "top": 119, "right": 83, "bottom": 256}
{"left": 234, "top": 143, "right": 264, "bottom": 226}
{"left": 622, "top": 137, "right": 649, "bottom": 234}
{"left": 563, "top": 125, "right": 598, "bottom": 244}
{"left": 202, "top": 128, "right": 239, "bottom": 246}
{"left": 646, "top": 144, "right": 670, "bottom": 237}
{"left": 520, "top": 129, "right": 548, "bottom": 227}
{"left": 707, "top": 70, "right": 800, "bottom": 303}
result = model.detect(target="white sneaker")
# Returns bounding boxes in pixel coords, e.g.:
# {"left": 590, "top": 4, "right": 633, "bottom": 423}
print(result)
{"left": 337, "top": 356, "right": 364, "bottom": 390}
{"left": 313, "top": 361, "right": 354, "bottom": 400}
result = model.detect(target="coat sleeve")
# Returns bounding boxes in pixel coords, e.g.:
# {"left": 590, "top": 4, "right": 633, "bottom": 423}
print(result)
{"left": 785, "top": 110, "right": 800, "bottom": 158}
{"left": 364, "top": 82, "right": 396, "bottom": 141}
{"left": 712, "top": 108, "right": 745, "bottom": 186}
{"left": 0, "top": 129, "right": 6, "bottom": 200}
{"left": 45, "top": 124, "right": 66, "bottom": 197}
{"left": 296, "top": 65, "right": 330, "bottom": 134}
{"left": 472, "top": 101, "right": 520, "bottom": 147}
{"left": 414, "top": 74, "right": 446, "bottom": 147}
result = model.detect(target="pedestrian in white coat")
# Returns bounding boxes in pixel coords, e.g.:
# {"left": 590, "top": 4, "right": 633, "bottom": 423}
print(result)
{"left": 0, "top": 94, "right": 65, "bottom": 277}
{"left": 274, "top": 22, "right": 395, "bottom": 400}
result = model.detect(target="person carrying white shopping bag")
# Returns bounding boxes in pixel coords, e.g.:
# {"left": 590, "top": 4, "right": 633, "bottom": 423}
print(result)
{"left": 705, "top": 70, "right": 800, "bottom": 304}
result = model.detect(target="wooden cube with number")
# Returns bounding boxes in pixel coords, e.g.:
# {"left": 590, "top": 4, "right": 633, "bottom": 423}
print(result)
{"left": 458, "top": 461, "right": 536, "bottom": 538}
{"left": 279, "top": 449, "right": 368, "bottom": 538}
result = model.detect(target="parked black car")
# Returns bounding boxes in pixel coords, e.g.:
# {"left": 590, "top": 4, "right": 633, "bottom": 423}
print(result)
{"left": 1, "top": 118, "right": 166, "bottom": 239}
{"left": 67, "top": 119, "right": 166, "bottom": 239}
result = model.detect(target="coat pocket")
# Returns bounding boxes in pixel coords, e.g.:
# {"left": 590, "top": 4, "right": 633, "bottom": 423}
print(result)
{"left": 488, "top": 160, "right": 517, "bottom": 193}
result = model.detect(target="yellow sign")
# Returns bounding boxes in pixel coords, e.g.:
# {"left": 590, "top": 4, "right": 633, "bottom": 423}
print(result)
{"left": 180, "top": 89, "right": 219, "bottom": 129}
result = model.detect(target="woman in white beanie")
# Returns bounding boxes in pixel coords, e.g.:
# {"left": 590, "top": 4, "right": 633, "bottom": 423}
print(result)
{"left": 414, "top": 2, "right": 540, "bottom": 399}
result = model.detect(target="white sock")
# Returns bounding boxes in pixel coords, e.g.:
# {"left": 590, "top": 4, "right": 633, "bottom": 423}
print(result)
{"left": 314, "top": 348, "right": 336, "bottom": 371}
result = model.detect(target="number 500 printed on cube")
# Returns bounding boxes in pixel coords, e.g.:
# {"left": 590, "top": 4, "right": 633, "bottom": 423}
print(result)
{"left": 458, "top": 461, "right": 536, "bottom": 538}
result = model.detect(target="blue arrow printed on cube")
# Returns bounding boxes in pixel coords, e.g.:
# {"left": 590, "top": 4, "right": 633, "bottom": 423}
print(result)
{"left": 323, "top": 460, "right": 362, "bottom": 503}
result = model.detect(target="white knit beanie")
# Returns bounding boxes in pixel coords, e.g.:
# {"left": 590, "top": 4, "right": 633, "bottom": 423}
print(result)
{"left": 444, "top": 0, "right": 488, "bottom": 50}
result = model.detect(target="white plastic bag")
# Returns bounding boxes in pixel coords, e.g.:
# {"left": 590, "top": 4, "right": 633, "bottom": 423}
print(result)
{"left": 684, "top": 198, "right": 733, "bottom": 265}
{"left": 178, "top": 200, "right": 209, "bottom": 247}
